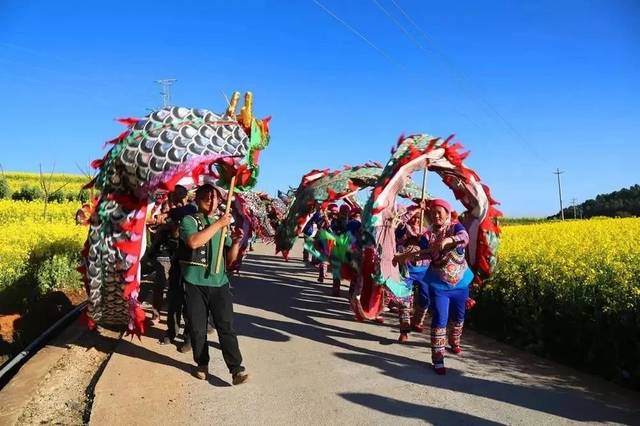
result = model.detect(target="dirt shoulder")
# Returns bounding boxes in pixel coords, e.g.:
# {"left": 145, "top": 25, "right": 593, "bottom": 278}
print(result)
{"left": 0, "top": 320, "right": 121, "bottom": 426}
{"left": 0, "top": 288, "right": 87, "bottom": 366}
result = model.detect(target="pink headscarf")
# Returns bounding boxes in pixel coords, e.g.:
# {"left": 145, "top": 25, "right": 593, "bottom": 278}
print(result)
{"left": 430, "top": 198, "right": 452, "bottom": 214}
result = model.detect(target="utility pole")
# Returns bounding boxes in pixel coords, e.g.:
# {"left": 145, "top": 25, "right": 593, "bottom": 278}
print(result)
{"left": 553, "top": 168, "right": 565, "bottom": 220}
{"left": 571, "top": 198, "right": 578, "bottom": 219}
{"left": 155, "top": 79, "right": 177, "bottom": 107}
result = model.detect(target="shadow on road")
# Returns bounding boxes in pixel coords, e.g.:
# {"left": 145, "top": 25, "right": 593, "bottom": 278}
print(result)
{"left": 340, "top": 393, "right": 502, "bottom": 425}
{"left": 334, "top": 351, "right": 637, "bottom": 423}
{"left": 231, "top": 252, "right": 639, "bottom": 424}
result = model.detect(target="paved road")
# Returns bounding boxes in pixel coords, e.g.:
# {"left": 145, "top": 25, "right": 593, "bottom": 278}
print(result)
{"left": 90, "top": 242, "right": 640, "bottom": 425}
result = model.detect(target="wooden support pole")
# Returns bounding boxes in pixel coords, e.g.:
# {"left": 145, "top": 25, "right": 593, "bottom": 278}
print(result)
{"left": 419, "top": 165, "right": 428, "bottom": 233}
{"left": 215, "top": 175, "right": 237, "bottom": 273}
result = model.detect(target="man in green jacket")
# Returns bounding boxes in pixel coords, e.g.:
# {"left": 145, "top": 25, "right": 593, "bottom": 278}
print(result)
{"left": 180, "top": 183, "right": 249, "bottom": 385}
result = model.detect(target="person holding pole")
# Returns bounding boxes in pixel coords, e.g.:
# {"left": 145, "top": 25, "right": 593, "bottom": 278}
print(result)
{"left": 179, "top": 182, "right": 249, "bottom": 385}
{"left": 394, "top": 199, "right": 472, "bottom": 375}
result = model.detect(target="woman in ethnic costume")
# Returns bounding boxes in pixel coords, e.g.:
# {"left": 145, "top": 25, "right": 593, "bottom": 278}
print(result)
{"left": 395, "top": 198, "right": 473, "bottom": 374}
{"left": 393, "top": 206, "right": 428, "bottom": 343}
{"left": 316, "top": 203, "right": 338, "bottom": 283}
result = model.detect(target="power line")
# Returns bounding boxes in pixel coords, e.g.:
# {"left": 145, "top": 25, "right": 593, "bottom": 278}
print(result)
{"left": 371, "top": 0, "right": 480, "bottom": 129}
{"left": 155, "top": 79, "right": 177, "bottom": 108}
{"left": 311, "top": 0, "right": 539, "bottom": 161}
{"left": 311, "top": 0, "right": 484, "bottom": 131}
{"left": 311, "top": 0, "right": 402, "bottom": 68}
{"left": 370, "top": 0, "right": 425, "bottom": 51}
{"left": 385, "top": 0, "right": 542, "bottom": 160}
{"left": 553, "top": 168, "right": 565, "bottom": 220}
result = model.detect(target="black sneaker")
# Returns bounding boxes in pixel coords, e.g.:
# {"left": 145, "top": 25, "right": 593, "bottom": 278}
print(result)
{"left": 194, "top": 365, "right": 208, "bottom": 380}
{"left": 179, "top": 340, "right": 192, "bottom": 353}
{"left": 159, "top": 336, "right": 172, "bottom": 345}
{"left": 232, "top": 371, "right": 249, "bottom": 385}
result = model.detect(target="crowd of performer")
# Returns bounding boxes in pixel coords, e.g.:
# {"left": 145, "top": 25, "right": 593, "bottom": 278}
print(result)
{"left": 299, "top": 197, "right": 473, "bottom": 375}
{"left": 142, "top": 180, "right": 472, "bottom": 379}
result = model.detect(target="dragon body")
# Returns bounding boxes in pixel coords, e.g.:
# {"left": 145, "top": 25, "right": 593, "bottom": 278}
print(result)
{"left": 275, "top": 163, "right": 428, "bottom": 258}
{"left": 81, "top": 93, "right": 270, "bottom": 335}
{"left": 354, "top": 134, "right": 501, "bottom": 319}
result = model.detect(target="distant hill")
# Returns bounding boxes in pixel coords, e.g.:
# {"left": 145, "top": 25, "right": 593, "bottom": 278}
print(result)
{"left": 548, "top": 184, "right": 640, "bottom": 219}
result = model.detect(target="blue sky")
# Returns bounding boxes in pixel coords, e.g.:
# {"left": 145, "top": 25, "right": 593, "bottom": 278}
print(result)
{"left": 0, "top": 0, "right": 638, "bottom": 216}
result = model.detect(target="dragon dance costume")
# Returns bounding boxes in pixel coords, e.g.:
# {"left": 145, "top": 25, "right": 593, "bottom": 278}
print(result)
{"left": 81, "top": 92, "right": 270, "bottom": 337}
{"left": 275, "top": 163, "right": 425, "bottom": 259}
{"left": 353, "top": 133, "right": 501, "bottom": 374}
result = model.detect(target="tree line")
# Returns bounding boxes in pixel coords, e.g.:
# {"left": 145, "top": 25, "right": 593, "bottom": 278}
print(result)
{"left": 549, "top": 184, "right": 640, "bottom": 219}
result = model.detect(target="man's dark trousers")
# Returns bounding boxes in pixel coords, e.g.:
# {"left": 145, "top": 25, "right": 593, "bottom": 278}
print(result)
{"left": 185, "top": 282, "right": 244, "bottom": 375}
{"left": 166, "top": 261, "right": 188, "bottom": 341}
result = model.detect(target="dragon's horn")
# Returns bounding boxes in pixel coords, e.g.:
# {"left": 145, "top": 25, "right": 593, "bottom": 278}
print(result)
{"left": 239, "top": 91, "right": 253, "bottom": 128}
{"left": 226, "top": 91, "right": 241, "bottom": 117}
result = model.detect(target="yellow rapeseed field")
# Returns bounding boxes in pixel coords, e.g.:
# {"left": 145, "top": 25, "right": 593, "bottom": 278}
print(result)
{"left": 495, "top": 217, "right": 640, "bottom": 296}
{"left": 472, "top": 217, "right": 640, "bottom": 384}
{"left": 0, "top": 199, "right": 81, "bottom": 224}
{"left": 4, "top": 172, "right": 89, "bottom": 194}
{"left": 0, "top": 200, "right": 86, "bottom": 291}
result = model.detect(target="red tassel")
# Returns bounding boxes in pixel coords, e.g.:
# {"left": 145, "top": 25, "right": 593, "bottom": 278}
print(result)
{"left": 116, "top": 117, "right": 140, "bottom": 127}
{"left": 235, "top": 164, "right": 253, "bottom": 187}
{"left": 90, "top": 158, "right": 104, "bottom": 169}
{"left": 260, "top": 116, "right": 271, "bottom": 132}
{"left": 190, "top": 163, "right": 207, "bottom": 186}
{"left": 125, "top": 306, "right": 145, "bottom": 340}
{"left": 110, "top": 194, "right": 145, "bottom": 211}
{"left": 114, "top": 239, "right": 141, "bottom": 255}
{"left": 123, "top": 281, "right": 140, "bottom": 299}
{"left": 302, "top": 169, "right": 329, "bottom": 186}
{"left": 465, "top": 297, "right": 476, "bottom": 310}
{"left": 118, "top": 220, "right": 137, "bottom": 233}
{"left": 79, "top": 310, "right": 97, "bottom": 331}
{"left": 103, "top": 130, "right": 130, "bottom": 148}
{"left": 251, "top": 150, "right": 261, "bottom": 166}
{"left": 482, "top": 184, "right": 500, "bottom": 206}
{"left": 82, "top": 177, "right": 96, "bottom": 190}
{"left": 444, "top": 133, "right": 455, "bottom": 144}
{"left": 426, "top": 137, "right": 439, "bottom": 152}
{"left": 123, "top": 262, "right": 139, "bottom": 281}
{"left": 134, "top": 306, "right": 146, "bottom": 329}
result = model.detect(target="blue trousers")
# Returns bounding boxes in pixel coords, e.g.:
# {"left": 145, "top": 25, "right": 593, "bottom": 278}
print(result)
{"left": 407, "top": 265, "right": 430, "bottom": 309}
{"left": 429, "top": 285, "right": 469, "bottom": 328}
